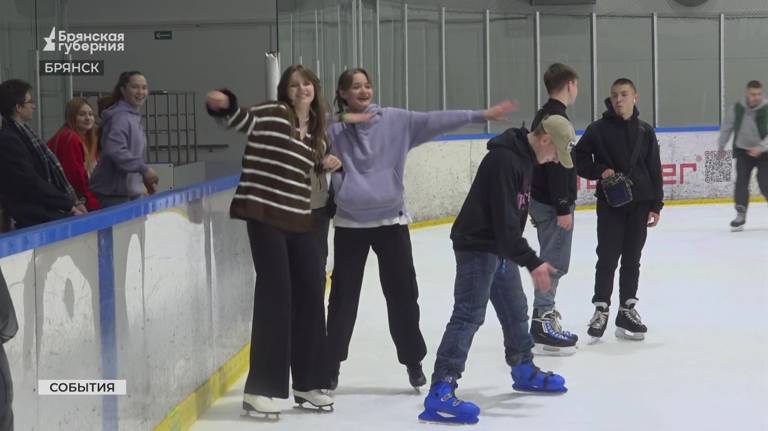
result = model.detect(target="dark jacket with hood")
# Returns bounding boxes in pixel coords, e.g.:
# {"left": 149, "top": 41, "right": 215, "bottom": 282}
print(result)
{"left": 451, "top": 128, "right": 543, "bottom": 272}
{"left": 572, "top": 99, "right": 664, "bottom": 213}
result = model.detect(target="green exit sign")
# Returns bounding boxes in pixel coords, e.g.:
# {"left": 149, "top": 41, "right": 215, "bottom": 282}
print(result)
{"left": 154, "top": 31, "right": 173, "bottom": 40}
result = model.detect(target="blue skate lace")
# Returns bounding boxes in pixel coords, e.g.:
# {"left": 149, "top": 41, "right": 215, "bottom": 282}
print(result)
{"left": 541, "top": 310, "right": 574, "bottom": 339}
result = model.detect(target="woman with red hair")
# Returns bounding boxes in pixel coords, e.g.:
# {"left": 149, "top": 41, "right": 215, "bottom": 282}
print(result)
{"left": 47, "top": 98, "right": 101, "bottom": 210}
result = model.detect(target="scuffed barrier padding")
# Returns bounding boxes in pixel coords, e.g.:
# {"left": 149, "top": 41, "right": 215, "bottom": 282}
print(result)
{"left": 405, "top": 131, "right": 760, "bottom": 222}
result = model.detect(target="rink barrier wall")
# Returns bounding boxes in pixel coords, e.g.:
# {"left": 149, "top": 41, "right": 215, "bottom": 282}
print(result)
{"left": 0, "top": 126, "right": 763, "bottom": 431}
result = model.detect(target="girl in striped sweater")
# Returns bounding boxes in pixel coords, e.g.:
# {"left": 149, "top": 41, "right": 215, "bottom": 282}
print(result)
{"left": 207, "top": 65, "right": 347, "bottom": 418}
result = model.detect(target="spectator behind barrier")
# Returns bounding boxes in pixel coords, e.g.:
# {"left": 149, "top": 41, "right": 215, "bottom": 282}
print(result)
{"left": 89, "top": 71, "right": 159, "bottom": 207}
{"left": 47, "top": 98, "right": 101, "bottom": 211}
{"left": 0, "top": 79, "right": 86, "bottom": 229}
{"left": 0, "top": 266, "right": 17, "bottom": 430}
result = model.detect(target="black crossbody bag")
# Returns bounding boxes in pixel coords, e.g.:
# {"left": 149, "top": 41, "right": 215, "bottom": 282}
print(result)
{"left": 601, "top": 125, "right": 645, "bottom": 208}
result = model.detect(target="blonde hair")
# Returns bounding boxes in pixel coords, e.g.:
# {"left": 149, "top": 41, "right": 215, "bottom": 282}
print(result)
{"left": 63, "top": 98, "right": 99, "bottom": 175}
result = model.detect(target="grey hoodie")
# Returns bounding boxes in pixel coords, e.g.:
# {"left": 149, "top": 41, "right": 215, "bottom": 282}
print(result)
{"left": 90, "top": 100, "right": 149, "bottom": 197}
{"left": 718, "top": 98, "right": 768, "bottom": 152}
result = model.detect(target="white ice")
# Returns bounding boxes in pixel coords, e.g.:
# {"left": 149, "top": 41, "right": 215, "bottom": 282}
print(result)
{"left": 190, "top": 203, "right": 768, "bottom": 431}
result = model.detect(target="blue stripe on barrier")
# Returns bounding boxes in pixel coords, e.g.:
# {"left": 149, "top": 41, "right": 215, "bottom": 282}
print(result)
{"left": 0, "top": 175, "right": 239, "bottom": 259}
{"left": 433, "top": 125, "right": 721, "bottom": 142}
{"left": 98, "top": 228, "right": 117, "bottom": 431}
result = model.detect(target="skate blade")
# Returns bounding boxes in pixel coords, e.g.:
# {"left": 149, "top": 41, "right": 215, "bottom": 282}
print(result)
{"left": 586, "top": 336, "right": 603, "bottom": 345}
{"left": 534, "top": 343, "right": 578, "bottom": 357}
{"left": 615, "top": 327, "right": 645, "bottom": 341}
{"left": 418, "top": 409, "right": 479, "bottom": 425}
{"left": 512, "top": 384, "right": 568, "bottom": 395}
{"left": 294, "top": 399, "right": 334, "bottom": 413}
{"left": 242, "top": 410, "right": 280, "bottom": 421}
{"left": 731, "top": 226, "right": 744, "bottom": 232}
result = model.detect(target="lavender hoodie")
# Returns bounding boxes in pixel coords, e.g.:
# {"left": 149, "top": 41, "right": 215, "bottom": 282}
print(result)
{"left": 90, "top": 100, "right": 149, "bottom": 197}
{"left": 329, "top": 104, "right": 485, "bottom": 222}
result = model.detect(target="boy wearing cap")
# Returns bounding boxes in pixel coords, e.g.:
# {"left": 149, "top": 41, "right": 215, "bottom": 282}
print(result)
{"left": 572, "top": 78, "right": 664, "bottom": 342}
{"left": 418, "top": 115, "right": 575, "bottom": 425}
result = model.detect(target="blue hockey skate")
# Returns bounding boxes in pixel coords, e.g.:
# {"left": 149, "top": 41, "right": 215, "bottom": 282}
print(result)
{"left": 418, "top": 380, "right": 480, "bottom": 425}
{"left": 511, "top": 360, "right": 567, "bottom": 393}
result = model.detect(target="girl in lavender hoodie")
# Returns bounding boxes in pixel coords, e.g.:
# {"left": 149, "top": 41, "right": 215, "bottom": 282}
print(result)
{"left": 90, "top": 71, "right": 159, "bottom": 207}
{"left": 326, "top": 68, "right": 514, "bottom": 389}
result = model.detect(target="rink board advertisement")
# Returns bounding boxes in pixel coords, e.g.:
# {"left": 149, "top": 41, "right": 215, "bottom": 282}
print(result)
{"left": 406, "top": 129, "right": 757, "bottom": 221}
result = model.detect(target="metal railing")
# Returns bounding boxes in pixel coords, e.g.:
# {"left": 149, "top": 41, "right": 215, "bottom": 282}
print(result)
{"left": 74, "top": 90, "right": 199, "bottom": 166}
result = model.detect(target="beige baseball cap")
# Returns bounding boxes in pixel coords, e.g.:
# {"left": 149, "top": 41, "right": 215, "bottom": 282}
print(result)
{"left": 541, "top": 115, "right": 576, "bottom": 168}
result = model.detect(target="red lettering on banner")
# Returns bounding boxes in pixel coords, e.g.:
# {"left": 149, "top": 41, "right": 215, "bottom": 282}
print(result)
{"left": 680, "top": 163, "right": 697, "bottom": 184}
{"left": 662, "top": 164, "right": 677, "bottom": 185}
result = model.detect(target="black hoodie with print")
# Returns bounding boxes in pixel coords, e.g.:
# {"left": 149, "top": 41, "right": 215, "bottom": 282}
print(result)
{"left": 451, "top": 128, "right": 544, "bottom": 272}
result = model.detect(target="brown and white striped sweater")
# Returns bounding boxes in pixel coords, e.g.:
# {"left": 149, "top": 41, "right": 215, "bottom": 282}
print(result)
{"left": 209, "top": 91, "right": 315, "bottom": 232}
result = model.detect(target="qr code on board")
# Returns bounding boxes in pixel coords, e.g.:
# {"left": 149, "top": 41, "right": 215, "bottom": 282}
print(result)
{"left": 704, "top": 150, "right": 731, "bottom": 183}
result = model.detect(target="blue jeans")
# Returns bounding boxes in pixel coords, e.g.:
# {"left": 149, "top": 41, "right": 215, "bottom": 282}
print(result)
{"left": 431, "top": 251, "right": 534, "bottom": 383}
{"left": 528, "top": 199, "right": 574, "bottom": 314}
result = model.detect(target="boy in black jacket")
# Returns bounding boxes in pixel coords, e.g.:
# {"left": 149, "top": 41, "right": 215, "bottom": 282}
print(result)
{"left": 572, "top": 78, "right": 664, "bottom": 341}
{"left": 419, "top": 115, "right": 575, "bottom": 425}
{"left": 528, "top": 63, "right": 580, "bottom": 355}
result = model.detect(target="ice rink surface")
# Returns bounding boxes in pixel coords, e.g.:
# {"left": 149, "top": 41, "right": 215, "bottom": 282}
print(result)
{"left": 191, "top": 203, "right": 767, "bottom": 431}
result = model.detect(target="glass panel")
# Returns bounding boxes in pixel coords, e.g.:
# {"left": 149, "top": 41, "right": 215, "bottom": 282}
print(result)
{"left": 278, "top": 11, "right": 292, "bottom": 70}
{"left": 0, "top": 0, "right": 38, "bottom": 132}
{"left": 407, "top": 7, "right": 440, "bottom": 112}
{"left": 361, "top": 0, "right": 377, "bottom": 80}
{"left": 339, "top": 1, "right": 355, "bottom": 71}
{"left": 445, "top": 11, "right": 484, "bottom": 133}
{"left": 540, "top": 15, "right": 592, "bottom": 130}
{"left": 724, "top": 17, "right": 768, "bottom": 113}
{"left": 489, "top": 14, "right": 535, "bottom": 133}
{"left": 658, "top": 17, "right": 719, "bottom": 127}
{"left": 293, "top": 10, "right": 317, "bottom": 69}
{"left": 596, "top": 16, "right": 654, "bottom": 124}
{"left": 321, "top": 6, "right": 341, "bottom": 107}
{"left": 379, "top": 1, "right": 404, "bottom": 108}
{"left": 36, "top": 0, "right": 69, "bottom": 140}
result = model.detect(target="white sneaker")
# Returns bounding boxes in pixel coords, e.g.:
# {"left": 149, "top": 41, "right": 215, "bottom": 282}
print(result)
{"left": 294, "top": 389, "right": 334, "bottom": 411}
{"left": 243, "top": 393, "right": 280, "bottom": 419}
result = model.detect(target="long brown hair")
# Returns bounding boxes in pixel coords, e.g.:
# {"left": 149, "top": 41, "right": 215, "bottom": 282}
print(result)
{"left": 63, "top": 97, "right": 99, "bottom": 175}
{"left": 276, "top": 65, "right": 328, "bottom": 167}
{"left": 102, "top": 70, "right": 144, "bottom": 111}
{"left": 334, "top": 67, "right": 372, "bottom": 114}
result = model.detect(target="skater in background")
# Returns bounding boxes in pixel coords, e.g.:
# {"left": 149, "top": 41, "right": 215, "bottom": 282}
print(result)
{"left": 206, "top": 65, "right": 336, "bottom": 418}
{"left": 90, "top": 71, "right": 159, "bottom": 207}
{"left": 420, "top": 115, "right": 574, "bottom": 425}
{"left": 717, "top": 80, "right": 768, "bottom": 231}
{"left": 528, "top": 63, "right": 580, "bottom": 356}
{"left": 572, "top": 78, "right": 663, "bottom": 342}
{"left": 326, "top": 67, "right": 516, "bottom": 390}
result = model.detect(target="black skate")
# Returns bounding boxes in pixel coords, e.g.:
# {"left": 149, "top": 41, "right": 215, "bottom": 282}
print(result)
{"left": 587, "top": 303, "right": 609, "bottom": 343}
{"left": 407, "top": 362, "right": 427, "bottom": 389}
{"left": 615, "top": 301, "right": 647, "bottom": 341}
{"left": 730, "top": 206, "right": 746, "bottom": 232}
{"left": 531, "top": 309, "right": 578, "bottom": 356}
